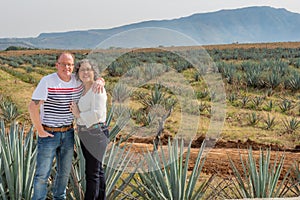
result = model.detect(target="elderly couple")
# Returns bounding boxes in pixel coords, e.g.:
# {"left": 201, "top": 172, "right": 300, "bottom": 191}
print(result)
{"left": 28, "top": 52, "right": 109, "bottom": 200}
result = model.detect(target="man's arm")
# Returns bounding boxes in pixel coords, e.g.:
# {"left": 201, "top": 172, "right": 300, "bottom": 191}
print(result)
{"left": 28, "top": 100, "right": 54, "bottom": 137}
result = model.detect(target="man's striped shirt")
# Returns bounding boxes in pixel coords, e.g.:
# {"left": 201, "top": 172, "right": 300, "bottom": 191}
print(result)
{"left": 32, "top": 73, "right": 83, "bottom": 127}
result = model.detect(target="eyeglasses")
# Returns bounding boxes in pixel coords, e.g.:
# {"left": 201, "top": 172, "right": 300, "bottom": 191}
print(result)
{"left": 58, "top": 63, "right": 74, "bottom": 67}
{"left": 79, "top": 68, "right": 93, "bottom": 73}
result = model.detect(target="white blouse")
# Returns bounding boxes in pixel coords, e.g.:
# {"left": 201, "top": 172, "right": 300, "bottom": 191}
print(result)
{"left": 76, "top": 87, "right": 107, "bottom": 128}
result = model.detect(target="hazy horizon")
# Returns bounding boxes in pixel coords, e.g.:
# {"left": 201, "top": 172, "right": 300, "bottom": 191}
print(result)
{"left": 1, "top": 0, "right": 300, "bottom": 38}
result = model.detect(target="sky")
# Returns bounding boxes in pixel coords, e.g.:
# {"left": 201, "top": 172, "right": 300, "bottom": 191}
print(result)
{"left": 1, "top": 0, "right": 300, "bottom": 39}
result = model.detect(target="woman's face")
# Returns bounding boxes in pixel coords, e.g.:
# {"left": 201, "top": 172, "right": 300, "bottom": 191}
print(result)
{"left": 78, "top": 62, "right": 94, "bottom": 84}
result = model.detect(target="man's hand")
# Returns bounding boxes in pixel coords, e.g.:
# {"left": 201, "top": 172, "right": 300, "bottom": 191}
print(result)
{"left": 92, "top": 77, "right": 105, "bottom": 93}
{"left": 37, "top": 129, "right": 54, "bottom": 138}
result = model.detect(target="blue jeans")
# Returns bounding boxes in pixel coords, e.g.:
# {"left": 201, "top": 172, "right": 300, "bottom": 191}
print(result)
{"left": 32, "top": 129, "right": 74, "bottom": 200}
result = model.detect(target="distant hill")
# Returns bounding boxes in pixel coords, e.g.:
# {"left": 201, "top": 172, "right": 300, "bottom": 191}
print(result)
{"left": 1, "top": 6, "right": 300, "bottom": 50}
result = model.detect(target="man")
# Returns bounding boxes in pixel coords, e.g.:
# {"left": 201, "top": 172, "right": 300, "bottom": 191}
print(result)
{"left": 28, "top": 52, "right": 103, "bottom": 200}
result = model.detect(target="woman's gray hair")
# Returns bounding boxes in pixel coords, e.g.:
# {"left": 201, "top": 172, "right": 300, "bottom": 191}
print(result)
{"left": 74, "top": 59, "right": 99, "bottom": 81}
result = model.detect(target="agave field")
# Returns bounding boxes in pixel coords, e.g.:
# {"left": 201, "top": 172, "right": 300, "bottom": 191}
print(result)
{"left": 0, "top": 42, "right": 300, "bottom": 199}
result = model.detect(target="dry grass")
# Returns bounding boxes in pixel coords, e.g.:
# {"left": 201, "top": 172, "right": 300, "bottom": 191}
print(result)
{"left": 0, "top": 69, "right": 34, "bottom": 114}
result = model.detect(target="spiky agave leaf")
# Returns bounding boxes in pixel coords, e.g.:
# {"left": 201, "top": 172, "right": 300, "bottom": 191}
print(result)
{"left": 0, "top": 120, "right": 37, "bottom": 200}
{"left": 130, "top": 138, "right": 213, "bottom": 200}
{"left": 227, "top": 147, "right": 289, "bottom": 198}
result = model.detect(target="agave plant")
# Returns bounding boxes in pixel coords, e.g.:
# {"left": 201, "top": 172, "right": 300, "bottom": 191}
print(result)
{"left": 263, "top": 114, "right": 276, "bottom": 130}
{"left": 137, "top": 84, "right": 167, "bottom": 108}
{"left": 240, "top": 95, "right": 250, "bottom": 108}
{"left": 130, "top": 138, "right": 214, "bottom": 200}
{"left": 228, "top": 93, "right": 237, "bottom": 104}
{"left": 223, "top": 63, "right": 236, "bottom": 84}
{"left": 276, "top": 162, "right": 300, "bottom": 197}
{"left": 104, "top": 140, "right": 137, "bottom": 199}
{"left": 67, "top": 135, "right": 86, "bottom": 199}
{"left": 0, "top": 99, "right": 20, "bottom": 124}
{"left": 263, "top": 100, "right": 274, "bottom": 112}
{"left": 112, "top": 83, "right": 132, "bottom": 103}
{"left": 247, "top": 112, "right": 260, "bottom": 126}
{"left": 282, "top": 117, "right": 300, "bottom": 134}
{"left": 279, "top": 98, "right": 294, "bottom": 113}
{"left": 106, "top": 104, "right": 130, "bottom": 141}
{"left": 225, "top": 147, "right": 290, "bottom": 198}
{"left": 245, "top": 68, "right": 261, "bottom": 88}
{"left": 286, "top": 162, "right": 300, "bottom": 196}
{"left": 252, "top": 96, "right": 264, "bottom": 110}
{"left": 286, "top": 72, "right": 300, "bottom": 91}
{"left": 0, "top": 120, "right": 37, "bottom": 200}
{"left": 267, "top": 72, "right": 281, "bottom": 89}
{"left": 196, "top": 89, "right": 209, "bottom": 100}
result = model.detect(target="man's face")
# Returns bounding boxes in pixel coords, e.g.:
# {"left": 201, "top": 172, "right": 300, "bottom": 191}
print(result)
{"left": 56, "top": 53, "right": 74, "bottom": 81}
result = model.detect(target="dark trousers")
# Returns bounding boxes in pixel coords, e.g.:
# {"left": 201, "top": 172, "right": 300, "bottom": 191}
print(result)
{"left": 80, "top": 140, "right": 106, "bottom": 200}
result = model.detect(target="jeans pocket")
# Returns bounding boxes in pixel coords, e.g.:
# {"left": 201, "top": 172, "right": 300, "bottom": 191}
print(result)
{"left": 38, "top": 135, "right": 53, "bottom": 144}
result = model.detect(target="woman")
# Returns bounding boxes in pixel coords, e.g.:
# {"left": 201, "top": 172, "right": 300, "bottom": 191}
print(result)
{"left": 70, "top": 59, "right": 109, "bottom": 200}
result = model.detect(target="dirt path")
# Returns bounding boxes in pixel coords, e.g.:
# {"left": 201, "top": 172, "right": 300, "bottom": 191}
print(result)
{"left": 127, "top": 141, "right": 300, "bottom": 177}
{"left": 198, "top": 148, "right": 300, "bottom": 177}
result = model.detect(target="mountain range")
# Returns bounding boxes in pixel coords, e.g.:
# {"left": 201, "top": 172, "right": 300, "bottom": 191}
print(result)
{"left": 1, "top": 6, "right": 300, "bottom": 50}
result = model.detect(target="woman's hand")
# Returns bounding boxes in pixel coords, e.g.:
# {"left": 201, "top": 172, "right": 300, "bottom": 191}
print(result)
{"left": 70, "top": 101, "right": 80, "bottom": 118}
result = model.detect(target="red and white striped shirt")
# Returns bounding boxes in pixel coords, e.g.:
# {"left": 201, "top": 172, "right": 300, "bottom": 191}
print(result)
{"left": 32, "top": 73, "right": 83, "bottom": 127}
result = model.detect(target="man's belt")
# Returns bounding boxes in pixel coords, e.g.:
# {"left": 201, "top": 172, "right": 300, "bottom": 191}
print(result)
{"left": 42, "top": 124, "right": 73, "bottom": 132}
